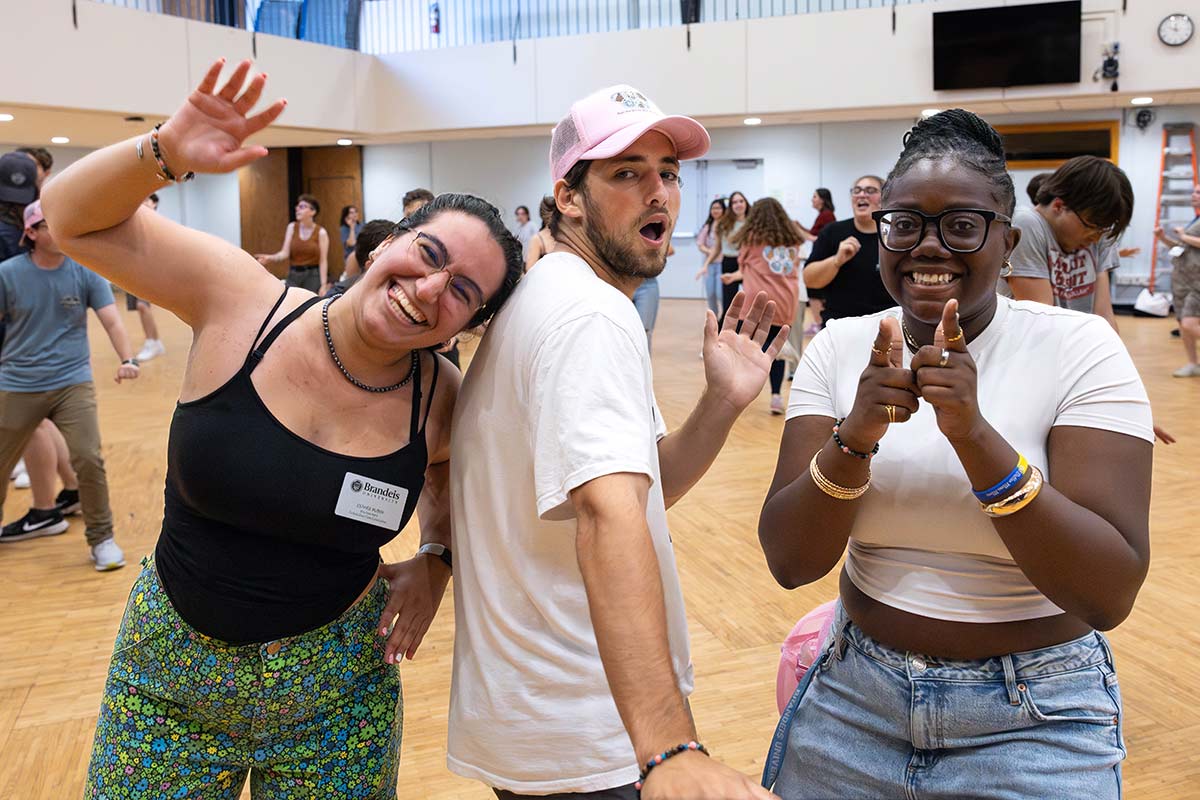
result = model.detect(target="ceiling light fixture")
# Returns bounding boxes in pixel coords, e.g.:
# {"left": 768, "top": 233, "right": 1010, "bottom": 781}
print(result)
{"left": 51, "top": 136, "right": 70, "bottom": 144}
{"left": 337, "top": 138, "right": 353, "bottom": 146}
{"left": 743, "top": 117, "right": 762, "bottom": 126}
{"left": 1130, "top": 96, "right": 1154, "bottom": 106}
{"left": 0, "top": 113, "right": 13, "bottom": 122}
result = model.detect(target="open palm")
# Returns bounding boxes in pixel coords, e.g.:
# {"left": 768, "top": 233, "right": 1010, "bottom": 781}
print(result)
{"left": 156, "top": 58, "right": 287, "bottom": 176}
{"left": 702, "top": 292, "right": 790, "bottom": 412}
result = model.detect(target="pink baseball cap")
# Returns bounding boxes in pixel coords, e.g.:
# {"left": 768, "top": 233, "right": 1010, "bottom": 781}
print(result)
{"left": 550, "top": 85, "right": 710, "bottom": 182}
{"left": 19, "top": 200, "right": 44, "bottom": 246}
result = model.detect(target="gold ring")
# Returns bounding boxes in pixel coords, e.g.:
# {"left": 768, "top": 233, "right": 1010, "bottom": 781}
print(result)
{"left": 938, "top": 348, "right": 950, "bottom": 368}
{"left": 945, "top": 330, "right": 964, "bottom": 344}
{"left": 871, "top": 346, "right": 887, "bottom": 358}
{"left": 885, "top": 404, "right": 897, "bottom": 424}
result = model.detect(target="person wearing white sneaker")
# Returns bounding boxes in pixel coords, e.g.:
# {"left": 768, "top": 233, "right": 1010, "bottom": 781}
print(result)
{"left": 1154, "top": 184, "right": 1200, "bottom": 379}
{"left": 10, "top": 457, "right": 29, "bottom": 488}
{"left": 128, "top": 194, "right": 167, "bottom": 363}
{"left": 0, "top": 200, "right": 138, "bottom": 564}
{"left": 719, "top": 197, "right": 804, "bottom": 415}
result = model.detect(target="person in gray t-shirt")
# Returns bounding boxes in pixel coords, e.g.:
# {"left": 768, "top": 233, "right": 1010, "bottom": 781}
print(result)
{"left": 1005, "top": 156, "right": 1132, "bottom": 331}
{"left": 0, "top": 200, "right": 140, "bottom": 569}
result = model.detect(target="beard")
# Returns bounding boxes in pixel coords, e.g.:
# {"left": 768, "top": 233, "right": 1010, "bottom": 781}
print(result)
{"left": 582, "top": 192, "right": 669, "bottom": 280}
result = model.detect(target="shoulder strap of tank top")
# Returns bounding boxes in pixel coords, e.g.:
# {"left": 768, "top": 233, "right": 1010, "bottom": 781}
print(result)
{"left": 250, "top": 287, "right": 291, "bottom": 346}
{"left": 422, "top": 353, "right": 441, "bottom": 431}
{"left": 408, "top": 350, "right": 425, "bottom": 440}
{"left": 247, "top": 295, "right": 323, "bottom": 369}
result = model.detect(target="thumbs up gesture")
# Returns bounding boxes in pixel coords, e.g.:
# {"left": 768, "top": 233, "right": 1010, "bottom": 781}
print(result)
{"left": 835, "top": 315, "right": 920, "bottom": 455}
{"left": 910, "top": 299, "right": 983, "bottom": 443}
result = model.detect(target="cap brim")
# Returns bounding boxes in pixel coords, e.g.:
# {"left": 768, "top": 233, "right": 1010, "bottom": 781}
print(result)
{"left": 579, "top": 114, "right": 711, "bottom": 164}
{"left": 0, "top": 185, "right": 36, "bottom": 205}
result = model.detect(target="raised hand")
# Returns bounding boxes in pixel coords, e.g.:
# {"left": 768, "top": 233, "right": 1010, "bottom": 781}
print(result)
{"left": 910, "top": 299, "right": 982, "bottom": 442}
{"left": 836, "top": 316, "right": 918, "bottom": 452}
{"left": 835, "top": 236, "right": 861, "bottom": 265}
{"left": 155, "top": 58, "right": 287, "bottom": 177}
{"left": 701, "top": 291, "right": 789, "bottom": 412}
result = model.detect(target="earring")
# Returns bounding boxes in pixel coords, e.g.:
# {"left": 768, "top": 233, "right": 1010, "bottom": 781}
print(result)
{"left": 1000, "top": 257, "right": 1013, "bottom": 278}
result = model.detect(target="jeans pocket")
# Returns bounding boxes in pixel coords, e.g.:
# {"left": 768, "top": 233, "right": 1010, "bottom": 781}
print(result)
{"left": 1020, "top": 666, "right": 1121, "bottom": 726}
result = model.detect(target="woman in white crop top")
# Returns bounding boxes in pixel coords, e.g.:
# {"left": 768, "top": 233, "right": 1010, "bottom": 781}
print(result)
{"left": 758, "top": 111, "right": 1153, "bottom": 799}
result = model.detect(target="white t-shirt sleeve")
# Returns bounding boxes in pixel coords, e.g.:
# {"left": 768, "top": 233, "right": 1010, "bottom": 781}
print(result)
{"left": 1054, "top": 316, "right": 1154, "bottom": 443}
{"left": 787, "top": 326, "right": 839, "bottom": 420}
{"left": 530, "top": 313, "right": 658, "bottom": 520}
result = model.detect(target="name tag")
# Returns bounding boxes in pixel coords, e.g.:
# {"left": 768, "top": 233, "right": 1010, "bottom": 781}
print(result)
{"left": 335, "top": 472, "right": 409, "bottom": 530}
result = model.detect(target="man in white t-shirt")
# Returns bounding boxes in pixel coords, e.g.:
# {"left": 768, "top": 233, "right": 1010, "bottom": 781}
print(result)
{"left": 1006, "top": 156, "right": 1133, "bottom": 331}
{"left": 448, "top": 85, "right": 784, "bottom": 800}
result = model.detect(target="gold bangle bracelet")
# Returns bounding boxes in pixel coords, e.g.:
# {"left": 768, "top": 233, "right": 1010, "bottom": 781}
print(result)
{"left": 981, "top": 465, "right": 1044, "bottom": 517}
{"left": 809, "top": 451, "right": 870, "bottom": 501}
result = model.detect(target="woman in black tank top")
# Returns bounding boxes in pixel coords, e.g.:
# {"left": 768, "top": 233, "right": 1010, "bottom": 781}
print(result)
{"left": 42, "top": 60, "right": 523, "bottom": 797}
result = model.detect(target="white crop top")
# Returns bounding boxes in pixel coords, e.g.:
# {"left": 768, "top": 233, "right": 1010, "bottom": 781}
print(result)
{"left": 787, "top": 297, "right": 1154, "bottom": 623}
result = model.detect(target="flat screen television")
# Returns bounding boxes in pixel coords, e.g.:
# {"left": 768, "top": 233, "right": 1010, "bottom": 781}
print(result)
{"left": 933, "top": 1, "right": 1081, "bottom": 91}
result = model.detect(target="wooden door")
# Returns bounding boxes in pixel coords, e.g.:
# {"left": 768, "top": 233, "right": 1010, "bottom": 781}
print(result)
{"left": 302, "top": 146, "right": 363, "bottom": 280}
{"left": 238, "top": 148, "right": 290, "bottom": 279}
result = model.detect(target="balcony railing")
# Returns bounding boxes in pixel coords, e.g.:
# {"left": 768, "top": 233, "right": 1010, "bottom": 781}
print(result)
{"left": 95, "top": 0, "right": 929, "bottom": 54}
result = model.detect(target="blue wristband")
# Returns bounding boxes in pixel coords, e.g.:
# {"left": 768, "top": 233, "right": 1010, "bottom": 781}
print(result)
{"left": 973, "top": 455, "right": 1029, "bottom": 502}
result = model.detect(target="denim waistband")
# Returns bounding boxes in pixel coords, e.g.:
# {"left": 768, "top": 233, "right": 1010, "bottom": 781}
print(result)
{"left": 829, "top": 602, "right": 1113, "bottom": 682}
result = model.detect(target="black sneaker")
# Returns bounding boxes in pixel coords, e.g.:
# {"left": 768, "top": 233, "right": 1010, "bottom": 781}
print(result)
{"left": 0, "top": 508, "right": 69, "bottom": 543}
{"left": 55, "top": 488, "right": 81, "bottom": 516}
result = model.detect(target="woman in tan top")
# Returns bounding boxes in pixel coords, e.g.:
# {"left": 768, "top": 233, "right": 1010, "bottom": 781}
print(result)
{"left": 256, "top": 193, "right": 330, "bottom": 293}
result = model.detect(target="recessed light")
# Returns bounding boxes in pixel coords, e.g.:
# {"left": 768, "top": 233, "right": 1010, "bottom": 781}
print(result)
{"left": 0, "top": 113, "right": 13, "bottom": 123}
{"left": 920, "top": 108, "right": 942, "bottom": 118}
{"left": 51, "top": 136, "right": 70, "bottom": 144}
{"left": 743, "top": 117, "right": 762, "bottom": 126}
{"left": 1130, "top": 97, "right": 1154, "bottom": 106}
{"left": 336, "top": 138, "right": 353, "bottom": 146}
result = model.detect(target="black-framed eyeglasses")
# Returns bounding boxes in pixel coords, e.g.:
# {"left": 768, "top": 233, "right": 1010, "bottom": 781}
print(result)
{"left": 872, "top": 208, "right": 1012, "bottom": 254}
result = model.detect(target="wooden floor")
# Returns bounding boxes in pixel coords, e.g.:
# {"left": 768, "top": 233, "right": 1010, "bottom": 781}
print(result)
{"left": 1, "top": 298, "right": 1197, "bottom": 798}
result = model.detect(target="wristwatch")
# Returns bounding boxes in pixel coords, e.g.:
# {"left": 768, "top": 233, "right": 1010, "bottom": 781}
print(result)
{"left": 122, "top": 359, "right": 140, "bottom": 367}
{"left": 417, "top": 542, "right": 453, "bottom": 572}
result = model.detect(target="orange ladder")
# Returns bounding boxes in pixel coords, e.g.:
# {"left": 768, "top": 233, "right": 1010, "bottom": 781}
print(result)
{"left": 1151, "top": 122, "right": 1198, "bottom": 294}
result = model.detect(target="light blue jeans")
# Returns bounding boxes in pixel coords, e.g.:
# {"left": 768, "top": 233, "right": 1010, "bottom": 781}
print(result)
{"left": 764, "top": 603, "right": 1125, "bottom": 799}
{"left": 632, "top": 277, "right": 660, "bottom": 350}
{"left": 702, "top": 262, "right": 722, "bottom": 318}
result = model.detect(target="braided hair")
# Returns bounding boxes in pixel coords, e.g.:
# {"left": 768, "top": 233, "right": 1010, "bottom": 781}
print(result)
{"left": 883, "top": 109, "right": 1015, "bottom": 215}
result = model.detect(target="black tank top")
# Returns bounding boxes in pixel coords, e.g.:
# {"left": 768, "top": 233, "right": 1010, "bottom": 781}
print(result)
{"left": 154, "top": 290, "right": 437, "bottom": 644}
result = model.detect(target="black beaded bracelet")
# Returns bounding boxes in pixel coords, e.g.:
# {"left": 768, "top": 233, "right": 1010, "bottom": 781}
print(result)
{"left": 150, "top": 123, "right": 195, "bottom": 183}
{"left": 831, "top": 418, "right": 879, "bottom": 460}
{"left": 634, "top": 741, "right": 709, "bottom": 791}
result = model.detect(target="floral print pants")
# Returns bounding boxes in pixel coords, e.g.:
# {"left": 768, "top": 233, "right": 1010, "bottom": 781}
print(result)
{"left": 86, "top": 557, "right": 402, "bottom": 799}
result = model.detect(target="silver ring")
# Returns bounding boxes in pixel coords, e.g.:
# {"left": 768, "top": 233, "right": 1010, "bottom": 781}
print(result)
{"left": 938, "top": 348, "right": 950, "bottom": 368}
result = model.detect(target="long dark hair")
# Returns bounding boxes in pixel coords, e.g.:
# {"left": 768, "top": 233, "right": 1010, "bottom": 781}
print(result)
{"left": 394, "top": 193, "right": 523, "bottom": 328}
{"left": 700, "top": 198, "right": 727, "bottom": 235}
{"left": 814, "top": 188, "right": 834, "bottom": 213}
{"left": 339, "top": 205, "right": 358, "bottom": 227}
{"left": 716, "top": 191, "right": 749, "bottom": 238}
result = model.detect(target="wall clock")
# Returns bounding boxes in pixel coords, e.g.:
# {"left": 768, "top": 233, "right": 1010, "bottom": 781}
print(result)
{"left": 1159, "top": 14, "right": 1194, "bottom": 47}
